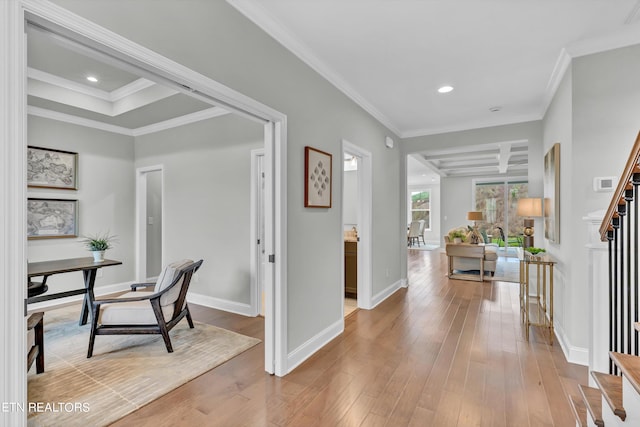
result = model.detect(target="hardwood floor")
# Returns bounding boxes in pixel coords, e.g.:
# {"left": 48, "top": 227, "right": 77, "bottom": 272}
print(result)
{"left": 111, "top": 249, "right": 586, "bottom": 427}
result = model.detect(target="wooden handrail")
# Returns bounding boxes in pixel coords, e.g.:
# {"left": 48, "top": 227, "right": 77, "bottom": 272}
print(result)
{"left": 600, "top": 131, "right": 640, "bottom": 241}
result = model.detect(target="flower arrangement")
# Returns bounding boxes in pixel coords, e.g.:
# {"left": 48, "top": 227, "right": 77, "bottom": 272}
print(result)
{"left": 448, "top": 227, "right": 467, "bottom": 242}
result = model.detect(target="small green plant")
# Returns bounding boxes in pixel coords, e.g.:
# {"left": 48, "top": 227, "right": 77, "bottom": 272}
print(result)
{"left": 82, "top": 232, "right": 117, "bottom": 251}
{"left": 449, "top": 228, "right": 467, "bottom": 241}
{"left": 526, "top": 247, "right": 546, "bottom": 255}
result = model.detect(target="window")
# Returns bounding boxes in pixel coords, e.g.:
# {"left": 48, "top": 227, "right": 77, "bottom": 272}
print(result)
{"left": 410, "top": 190, "right": 430, "bottom": 230}
{"left": 474, "top": 179, "right": 528, "bottom": 248}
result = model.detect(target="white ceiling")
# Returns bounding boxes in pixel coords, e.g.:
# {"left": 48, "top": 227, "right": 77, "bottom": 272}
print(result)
{"left": 228, "top": 0, "right": 640, "bottom": 137}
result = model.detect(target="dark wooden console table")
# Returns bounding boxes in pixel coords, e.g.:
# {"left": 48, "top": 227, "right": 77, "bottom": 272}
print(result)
{"left": 28, "top": 257, "right": 122, "bottom": 325}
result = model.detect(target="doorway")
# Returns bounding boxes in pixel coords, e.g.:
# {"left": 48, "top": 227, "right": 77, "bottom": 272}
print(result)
{"left": 3, "top": 6, "right": 289, "bottom": 418}
{"left": 251, "top": 149, "right": 266, "bottom": 316}
{"left": 136, "top": 166, "right": 163, "bottom": 282}
{"left": 341, "top": 140, "right": 373, "bottom": 310}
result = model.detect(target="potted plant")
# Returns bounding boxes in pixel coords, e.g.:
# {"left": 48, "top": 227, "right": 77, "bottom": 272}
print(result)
{"left": 448, "top": 228, "right": 466, "bottom": 244}
{"left": 82, "top": 232, "right": 116, "bottom": 262}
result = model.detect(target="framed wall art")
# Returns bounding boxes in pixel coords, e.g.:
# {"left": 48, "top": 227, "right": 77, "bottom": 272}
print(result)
{"left": 304, "top": 146, "right": 332, "bottom": 208}
{"left": 27, "top": 146, "right": 78, "bottom": 190}
{"left": 544, "top": 143, "right": 560, "bottom": 243}
{"left": 27, "top": 198, "right": 78, "bottom": 239}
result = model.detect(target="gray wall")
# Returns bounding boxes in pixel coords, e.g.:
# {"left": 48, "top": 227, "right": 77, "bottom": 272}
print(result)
{"left": 52, "top": 0, "right": 403, "bottom": 353}
{"left": 543, "top": 43, "right": 640, "bottom": 352}
{"left": 146, "top": 170, "right": 162, "bottom": 278}
{"left": 27, "top": 116, "right": 135, "bottom": 290}
{"left": 135, "top": 115, "right": 263, "bottom": 305}
{"left": 343, "top": 169, "right": 358, "bottom": 228}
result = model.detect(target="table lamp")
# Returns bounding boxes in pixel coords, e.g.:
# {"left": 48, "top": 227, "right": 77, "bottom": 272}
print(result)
{"left": 517, "top": 198, "right": 542, "bottom": 248}
{"left": 467, "top": 211, "right": 483, "bottom": 244}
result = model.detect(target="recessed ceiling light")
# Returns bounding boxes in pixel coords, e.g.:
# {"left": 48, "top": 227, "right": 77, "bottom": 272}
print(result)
{"left": 86, "top": 76, "right": 98, "bottom": 83}
{"left": 438, "top": 85, "right": 454, "bottom": 94}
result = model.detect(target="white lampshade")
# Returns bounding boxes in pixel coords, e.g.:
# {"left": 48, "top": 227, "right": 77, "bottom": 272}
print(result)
{"left": 517, "top": 198, "right": 542, "bottom": 217}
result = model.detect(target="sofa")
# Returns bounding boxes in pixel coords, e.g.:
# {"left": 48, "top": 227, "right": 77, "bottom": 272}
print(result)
{"left": 444, "top": 236, "right": 498, "bottom": 281}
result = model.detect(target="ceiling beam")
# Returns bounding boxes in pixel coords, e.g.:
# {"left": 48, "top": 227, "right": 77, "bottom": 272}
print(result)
{"left": 498, "top": 142, "right": 512, "bottom": 174}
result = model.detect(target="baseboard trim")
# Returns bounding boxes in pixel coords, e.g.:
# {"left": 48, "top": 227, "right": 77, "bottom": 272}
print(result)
{"left": 27, "top": 281, "right": 134, "bottom": 312}
{"left": 287, "top": 318, "right": 343, "bottom": 374}
{"left": 371, "top": 279, "right": 404, "bottom": 309}
{"left": 187, "top": 292, "right": 255, "bottom": 317}
{"left": 555, "top": 322, "right": 589, "bottom": 366}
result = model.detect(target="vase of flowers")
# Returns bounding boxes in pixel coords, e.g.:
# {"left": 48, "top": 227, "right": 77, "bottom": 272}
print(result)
{"left": 82, "top": 232, "right": 116, "bottom": 262}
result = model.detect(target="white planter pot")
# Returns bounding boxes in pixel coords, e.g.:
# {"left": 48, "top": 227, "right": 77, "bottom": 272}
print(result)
{"left": 453, "top": 238, "right": 462, "bottom": 244}
{"left": 92, "top": 251, "right": 105, "bottom": 262}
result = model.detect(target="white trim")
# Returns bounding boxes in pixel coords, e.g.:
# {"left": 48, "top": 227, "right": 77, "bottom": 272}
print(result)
{"left": 249, "top": 148, "right": 265, "bottom": 318}
{"left": 17, "top": 0, "right": 289, "bottom": 382}
{"left": 371, "top": 279, "right": 405, "bottom": 309}
{"left": 132, "top": 107, "right": 230, "bottom": 136}
{"left": 400, "top": 113, "right": 542, "bottom": 139}
{"left": 28, "top": 105, "right": 134, "bottom": 135}
{"left": 1, "top": 1, "right": 27, "bottom": 425}
{"left": 135, "top": 165, "right": 164, "bottom": 283}
{"left": 27, "top": 281, "right": 134, "bottom": 312}
{"left": 110, "top": 78, "right": 156, "bottom": 102}
{"left": 541, "top": 48, "right": 572, "bottom": 119}
{"left": 187, "top": 292, "right": 255, "bottom": 317}
{"left": 286, "top": 318, "right": 343, "bottom": 373}
{"left": 342, "top": 140, "right": 373, "bottom": 310}
{"left": 28, "top": 66, "right": 112, "bottom": 100}
{"left": 226, "top": 0, "right": 401, "bottom": 137}
{"left": 554, "top": 322, "right": 589, "bottom": 366}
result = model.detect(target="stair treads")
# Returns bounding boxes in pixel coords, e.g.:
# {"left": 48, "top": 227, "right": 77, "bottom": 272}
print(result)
{"left": 591, "top": 371, "right": 626, "bottom": 421}
{"left": 568, "top": 393, "right": 587, "bottom": 427}
{"left": 610, "top": 351, "right": 640, "bottom": 396}
{"left": 578, "top": 385, "right": 604, "bottom": 427}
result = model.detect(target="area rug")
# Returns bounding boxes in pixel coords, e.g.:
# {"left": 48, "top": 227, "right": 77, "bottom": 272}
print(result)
{"left": 27, "top": 305, "right": 261, "bottom": 427}
{"left": 491, "top": 256, "right": 521, "bottom": 283}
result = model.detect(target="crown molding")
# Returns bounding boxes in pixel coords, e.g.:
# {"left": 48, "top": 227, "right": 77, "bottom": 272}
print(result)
{"left": 226, "top": 0, "right": 401, "bottom": 136}
{"left": 566, "top": 22, "right": 640, "bottom": 58}
{"left": 28, "top": 105, "right": 134, "bottom": 135}
{"left": 132, "top": 107, "right": 230, "bottom": 136}
{"left": 540, "top": 48, "right": 572, "bottom": 118}
{"left": 626, "top": 0, "right": 640, "bottom": 24}
{"left": 110, "top": 77, "right": 155, "bottom": 101}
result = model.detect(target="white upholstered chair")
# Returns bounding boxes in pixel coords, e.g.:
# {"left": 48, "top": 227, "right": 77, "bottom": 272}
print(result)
{"left": 87, "top": 259, "right": 203, "bottom": 358}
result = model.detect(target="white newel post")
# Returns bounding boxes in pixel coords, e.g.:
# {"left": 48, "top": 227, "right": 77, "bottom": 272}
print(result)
{"left": 584, "top": 210, "right": 609, "bottom": 385}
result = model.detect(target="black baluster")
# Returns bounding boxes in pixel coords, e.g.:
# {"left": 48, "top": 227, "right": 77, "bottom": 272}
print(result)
{"left": 619, "top": 203, "right": 626, "bottom": 356}
{"left": 613, "top": 215, "right": 620, "bottom": 374}
{"left": 626, "top": 188, "right": 634, "bottom": 354}
{"left": 633, "top": 173, "right": 640, "bottom": 356}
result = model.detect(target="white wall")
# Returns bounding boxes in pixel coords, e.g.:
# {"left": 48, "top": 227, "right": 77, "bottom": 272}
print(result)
{"left": 27, "top": 116, "right": 135, "bottom": 291}
{"left": 135, "top": 114, "right": 263, "bottom": 305}
{"left": 52, "top": 0, "right": 403, "bottom": 354}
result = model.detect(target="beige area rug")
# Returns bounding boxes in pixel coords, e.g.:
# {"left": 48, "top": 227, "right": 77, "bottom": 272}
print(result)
{"left": 28, "top": 305, "right": 260, "bottom": 427}
{"left": 491, "top": 256, "right": 521, "bottom": 283}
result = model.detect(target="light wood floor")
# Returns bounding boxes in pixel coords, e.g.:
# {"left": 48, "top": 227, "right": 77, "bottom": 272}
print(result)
{"left": 112, "top": 249, "right": 586, "bottom": 427}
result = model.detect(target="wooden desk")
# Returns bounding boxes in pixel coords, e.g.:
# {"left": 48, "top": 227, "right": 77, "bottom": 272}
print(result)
{"left": 28, "top": 257, "right": 122, "bottom": 325}
{"left": 519, "top": 252, "right": 555, "bottom": 344}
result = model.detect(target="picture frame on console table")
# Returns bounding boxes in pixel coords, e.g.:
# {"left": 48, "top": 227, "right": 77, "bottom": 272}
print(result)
{"left": 27, "top": 146, "right": 78, "bottom": 190}
{"left": 304, "top": 146, "right": 332, "bottom": 208}
{"left": 544, "top": 143, "right": 560, "bottom": 243}
{"left": 27, "top": 198, "right": 78, "bottom": 239}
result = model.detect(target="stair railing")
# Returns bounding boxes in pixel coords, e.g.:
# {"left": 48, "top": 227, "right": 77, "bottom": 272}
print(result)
{"left": 600, "top": 131, "right": 640, "bottom": 374}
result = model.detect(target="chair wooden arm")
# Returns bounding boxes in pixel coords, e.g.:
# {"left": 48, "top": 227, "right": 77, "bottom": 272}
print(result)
{"left": 93, "top": 294, "right": 157, "bottom": 305}
{"left": 130, "top": 282, "right": 155, "bottom": 291}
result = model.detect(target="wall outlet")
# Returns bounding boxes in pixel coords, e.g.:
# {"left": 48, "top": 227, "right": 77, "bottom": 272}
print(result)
{"left": 148, "top": 216, "right": 154, "bottom": 225}
{"left": 97, "top": 269, "right": 103, "bottom": 278}
{"left": 193, "top": 273, "right": 199, "bottom": 283}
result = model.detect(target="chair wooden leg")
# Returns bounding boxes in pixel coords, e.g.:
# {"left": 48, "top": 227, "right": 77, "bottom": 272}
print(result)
{"left": 34, "top": 316, "right": 44, "bottom": 373}
{"left": 151, "top": 300, "right": 173, "bottom": 353}
{"left": 185, "top": 305, "right": 195, "bottom": 329}
{"left": 87, "top": 305, "right": 100, "bottom": 358}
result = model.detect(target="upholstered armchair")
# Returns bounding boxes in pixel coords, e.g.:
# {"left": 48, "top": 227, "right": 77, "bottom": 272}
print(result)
{"left": 444, "top": 241, "right": 498, "bottom": 281}
{"left": 87, "top": 259, "right": 203, "bottom": 358}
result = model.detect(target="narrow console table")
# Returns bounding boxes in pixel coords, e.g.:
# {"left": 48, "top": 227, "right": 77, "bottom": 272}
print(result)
{"left": 519, "top": 251, "right": 555, "bottom": 344}
{"left": 28, "top": 257, "right": 122, "bottom": 325}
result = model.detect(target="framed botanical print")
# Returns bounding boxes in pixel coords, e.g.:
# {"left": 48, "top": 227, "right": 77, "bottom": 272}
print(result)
{"left": 304, "top": 146, "right": 332, "bottom": 208}
{"left": 27, "top": 146, "right": 78, "bottom": 190}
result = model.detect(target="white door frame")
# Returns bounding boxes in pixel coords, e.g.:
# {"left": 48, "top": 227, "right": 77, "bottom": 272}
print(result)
{"left": 2, "top": 3, "right": 289, "bottom": 422}
{"left": 250, "top": 149, "right": 265, "bottom": 316}
{"left": 342, "top": 140, "right": 373, "bottom": 309}
{"left": 135, "top": 165, "right": 164, "bottom": 282}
